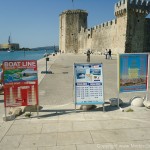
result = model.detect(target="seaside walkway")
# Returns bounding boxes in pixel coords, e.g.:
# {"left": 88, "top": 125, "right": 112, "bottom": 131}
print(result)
{"left": 0, "top": 53, "right": 150, "bottom": 150}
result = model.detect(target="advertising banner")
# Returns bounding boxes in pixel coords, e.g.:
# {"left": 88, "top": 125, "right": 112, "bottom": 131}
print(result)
{"left": 3, "top": 60, "right": 38, "bottom": 107}
{"left": 118, "top": 54, "right": 149, "bottom": 93}
{"left": 74, "top": 63, "right": 104, "bottom": 105}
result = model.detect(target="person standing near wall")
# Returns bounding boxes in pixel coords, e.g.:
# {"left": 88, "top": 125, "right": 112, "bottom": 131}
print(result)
{"left": 0, "top": 64, "right": 4, "bottom": 92}
{"left": 87, "top": 49, "right": 91, "bottom": 62}
{"left": 105, "top": 49, "right": 108, "bottom": 59}
{"left": 108, "top": 49, "right": 112, "bottom": 59}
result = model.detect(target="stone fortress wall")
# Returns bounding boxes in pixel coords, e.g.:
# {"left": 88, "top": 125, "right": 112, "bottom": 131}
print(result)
{"left": 59, "top": 0, "right": 150, "bottom": 54}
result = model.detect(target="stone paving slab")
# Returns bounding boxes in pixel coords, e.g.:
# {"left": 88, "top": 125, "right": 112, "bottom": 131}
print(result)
{"left": 91, "top": 128, "right": 150, "bottom": 143}
{"left": 19, "top": 133, "right": 57, "bottom": 148}
{"left": 0, "top": 135, "right": 23, "bottom": 149}
{"left": 76, "top": 143, "right": 116, "bottom": 150}
{"left": 57, "top": 131, "right": 93, "bottom": 146}
{"left": 6, "top": 123, "right": 43, "bottom": 135}
{"left": 38, "top": 145, "right": 77, "bottom": 150}
{"left": 42, "top": 122, "right": 73, "bottom": 133}
{"left": 114, "top": 140, "right": 150, "bottom": 150}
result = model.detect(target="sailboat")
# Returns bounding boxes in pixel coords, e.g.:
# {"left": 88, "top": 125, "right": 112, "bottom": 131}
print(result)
{"left": 7, "top": 34, "right": 14, "bottom": 52}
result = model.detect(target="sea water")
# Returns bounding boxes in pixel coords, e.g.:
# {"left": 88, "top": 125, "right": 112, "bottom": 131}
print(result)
{"left": 0, "top": 49, "right": 54, "bottom": 62}
{"left": 0, "top": 49, "right": 54, "bottom": 70}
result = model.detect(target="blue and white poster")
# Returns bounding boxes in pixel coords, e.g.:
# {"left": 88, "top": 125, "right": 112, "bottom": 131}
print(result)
{"left": 74, "top": 63, "right": 104, "bottom": 105}
{"left": 118, "top": 54, "right": 149, "bottom": 93}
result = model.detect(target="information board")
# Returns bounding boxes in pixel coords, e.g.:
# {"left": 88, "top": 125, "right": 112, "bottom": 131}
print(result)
{"left": 74, "top": 63, "right": 104, "bottom": 105}
{"left": 118, "top": 54, "right": 149, "bottom": 93}
{"left": 3, "top": 60, "right": 39, "bottom": 107}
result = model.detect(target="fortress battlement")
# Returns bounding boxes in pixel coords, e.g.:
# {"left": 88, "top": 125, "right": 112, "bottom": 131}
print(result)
{"left": 130, "top": 0, "right": 150, "bottom": 7}
{"left": 115, "top": 0, "right": 150, "bottom": 16}
{"left": 60, "top": 9, "right": 88, "bottom": 15}
{"left": 97, "top": 19, "right": 117, "bottom": 29}
{"left": 79, "top": 19, "right": 117, "bottom": 35}
{"left": 129, "top": 0, "right": 150, "bottom": 15}
{"left": 115, "top": 0, "right": 127, "bottom": 16}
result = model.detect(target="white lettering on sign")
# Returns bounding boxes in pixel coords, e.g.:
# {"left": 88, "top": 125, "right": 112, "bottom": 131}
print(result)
{"left": 4, "top": 61, "right": 36, "bottom": 68}
{"left": 4, "top": 62, "right": 21, "bottom": 67}
{"left": 22, "top": 61, "right": 36, "bottom": 67}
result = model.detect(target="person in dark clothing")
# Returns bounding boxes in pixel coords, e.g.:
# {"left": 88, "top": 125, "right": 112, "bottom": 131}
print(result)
{"left": 87, "top": 49, "right": 91, "bottom": 62}
{"left": 108, "top": 49, "right": 112, "bottom": 59}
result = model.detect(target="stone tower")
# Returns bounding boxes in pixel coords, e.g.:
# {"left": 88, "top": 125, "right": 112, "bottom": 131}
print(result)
{"left": 114, "top": 0, "right": 129, "bottom": 53}
{"left": 115, "top": 0, "right": 150, "bottom": 53}
{"left": 59, "top": 9, "right": 88, "bottom": 53}
{"left": 125, "top": 0, "right": 150, "bottom": 53}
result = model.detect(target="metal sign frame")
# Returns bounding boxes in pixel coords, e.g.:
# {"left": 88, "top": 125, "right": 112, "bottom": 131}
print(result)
{"left": 117, "top": 53, "right": 149, "bottom": 109}
{"left": 74, "top": 63, "right": 105, "bottom": 111}
{"left": 3, "top": 60, "right": 39, "bottom": 120}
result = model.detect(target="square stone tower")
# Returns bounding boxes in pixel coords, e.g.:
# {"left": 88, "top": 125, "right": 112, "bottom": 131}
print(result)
{"left": 59, "top": 9, "right": 88, "bottom": 53}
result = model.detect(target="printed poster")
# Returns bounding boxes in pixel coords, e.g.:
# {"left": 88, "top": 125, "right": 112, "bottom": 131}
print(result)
{"left": 118, "top": 54, "right": 149, "bottom": 93}
{"left": 3, "top": 60, "right": 39, "bottom": 107}
{"left": 74, "top": 63, "right": 104, "bottom": 105}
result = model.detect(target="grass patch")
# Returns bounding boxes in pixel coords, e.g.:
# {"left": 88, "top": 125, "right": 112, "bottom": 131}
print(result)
{"left": 126, "top": 108, "right": 134, "bottom": 112}
{"left": 25, "top": 113, "right": 32, "bottom": 118}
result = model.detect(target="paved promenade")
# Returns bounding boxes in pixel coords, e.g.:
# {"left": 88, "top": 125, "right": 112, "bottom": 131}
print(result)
{"left": 0, "top": 53, "right": 150, "bottom": 150}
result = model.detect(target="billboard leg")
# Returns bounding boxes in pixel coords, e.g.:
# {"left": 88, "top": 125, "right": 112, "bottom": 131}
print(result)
{"left": 4, "top": 107, "right": 7, "bottom": 122}
{"left": 75, "top": 104, "right": 76, "bottom": 113}
{"left": 37, "top": 104, "right": 39, "bottom": 119}
{"left": 118, "top": 93, "right": 124, "bottom": 112}
{"left": 103, "top": 103, "right": 105, "bottom": 112}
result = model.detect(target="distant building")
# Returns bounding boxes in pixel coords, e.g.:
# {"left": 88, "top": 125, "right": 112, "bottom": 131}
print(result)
{"left": 0, "top": 43, "right": 20, "bottom": 50}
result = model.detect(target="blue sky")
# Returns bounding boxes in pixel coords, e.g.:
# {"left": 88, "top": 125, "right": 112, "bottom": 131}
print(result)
{"left": 0, "top": 0, "right": 149, "bottom": 48}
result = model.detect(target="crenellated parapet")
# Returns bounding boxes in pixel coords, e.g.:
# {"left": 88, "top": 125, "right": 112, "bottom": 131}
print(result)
{"left": 79, "top": 19, "right": 117, "bottom": 36}
{"left": 115, "top": 0, "right": 150, "bottom": 17}
{"left": 129, "top": 0, "right": 150, "bottom": 15}
{"left": 98, "top": 19, "right": 117, "bottom": 29}
{"left": 115, "top": 0, "right": 128, "bottom": 17}
{"left": 60, "top": 9, "right": 88, "bottom": 15}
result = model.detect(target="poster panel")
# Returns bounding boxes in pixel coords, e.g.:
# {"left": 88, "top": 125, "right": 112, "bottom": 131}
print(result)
{"left": 74, "top": 63, "right": 104, "bottom": 105}
{"left": 118, "top": 54, "right": 149, "bottom": 93}
{"left": 3, "top": 60, "right": 38, "bottom": 107}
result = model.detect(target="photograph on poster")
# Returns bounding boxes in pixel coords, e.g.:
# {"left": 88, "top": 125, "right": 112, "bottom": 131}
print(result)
{"left": 76, "top": 68, "right": 86, "bottom": 79}
{"left": 4, "top": 69, "right": 37, "bottom": 83}
{"left": 119, "top": 54, "right": 149, "bottom": 93}
{"left": 90, "top": 69, "right": 101, "bottom": 75}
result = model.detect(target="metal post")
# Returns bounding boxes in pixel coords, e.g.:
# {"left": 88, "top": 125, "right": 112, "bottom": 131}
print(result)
{"left": 46, "top": 57, "right": 48, "bottom": 73}
{"left": 103, "top": 103, "right": 105, "bottom": 112}
{"left": 117, "top": 93, "right": 120, "bottom": 108}
{"left": 4, "top": 107, "right": 7, "bottom": 121}
{"left": 37, "top": 104, "right": 39, "bottom": 119}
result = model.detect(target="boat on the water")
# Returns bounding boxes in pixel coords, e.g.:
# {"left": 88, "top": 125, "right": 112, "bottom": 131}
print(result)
{"left": 43, "top": 53, "right": 49, "bottom": 57}
{"left": 7, "top": 49, "right": 14, "bottom": 52}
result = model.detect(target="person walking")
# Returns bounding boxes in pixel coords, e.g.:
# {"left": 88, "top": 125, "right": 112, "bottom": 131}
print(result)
{"left": 87, "top": 49, "right": 91, "bottom": 62}
{"left": 0, "top": 64, "right": 4, "bottom": 93}
{"left": 105, "top": 49, "right": 108, "bottom": 59}
{"left": 108, "top": 49, "right": 112, "bottom": 59}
